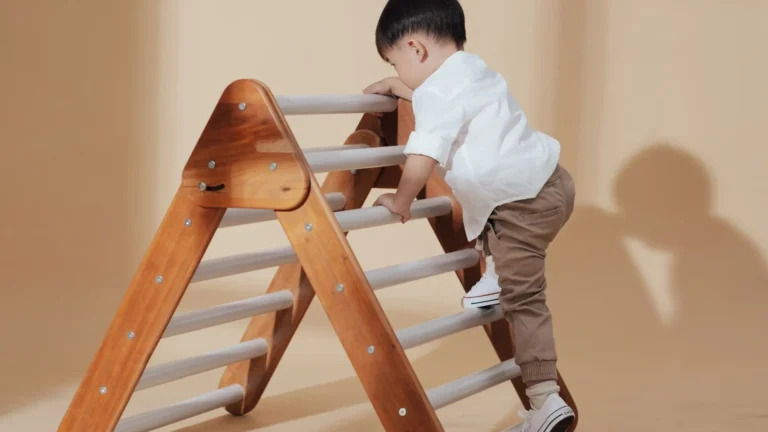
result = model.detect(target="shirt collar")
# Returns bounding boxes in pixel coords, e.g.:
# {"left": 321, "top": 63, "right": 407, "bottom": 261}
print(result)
{"left": 416, "top": 51, "right": 490, "bottom": 99}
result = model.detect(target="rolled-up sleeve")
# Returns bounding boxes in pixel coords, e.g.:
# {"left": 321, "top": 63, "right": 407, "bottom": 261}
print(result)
{"left": 403, "top": 89, "right": 466, "bottom": 167}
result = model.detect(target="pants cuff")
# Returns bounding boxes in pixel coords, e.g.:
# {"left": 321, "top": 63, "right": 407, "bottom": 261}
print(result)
{"left": 520, "top": 360, "right": 558, "bottom": 383}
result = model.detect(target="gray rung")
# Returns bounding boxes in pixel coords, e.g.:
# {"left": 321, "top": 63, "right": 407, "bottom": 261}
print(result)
{"left": 192, "top": 247, "right": 296, "bottom": 283}
{"left": 192, "top": 197, "right": 453, "bottom": 282}
{"left": 367, "top": 249, "right": 480, "bottom": 290}
{"left": 305, "top": 145, "right": 406, "bottom": 173}
{"left": 427, "top": 359, "right": 521, "bottom": 410}
{"left": 164, "top": 291, "right": 294, "bottom": 338}
{"left": 115, "top": 385, "right": 244, "bottom": 432}
{"left": 220, "top": 192, "right": 346, "bottom": 228}
{"left": 303, "top": 144, "right": 370, "bottom": 153}
{"left": 136, "top": 339, "right": 268, "bottom": 391}
{"left": 275, "top": 94, "right": 397, "bottom": 116}
{"left": 397, "top": 307, "right": 504, "bottom": 350}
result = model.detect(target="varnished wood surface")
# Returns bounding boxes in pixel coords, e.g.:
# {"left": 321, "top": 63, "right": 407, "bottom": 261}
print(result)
{"left": 58, "top": 191, "right": 225, "bottom": 431}
{"left": 182, "top": 79, "right": 310, "bottom": 211}
{"left": 218, "top": 126, "right": 386, "bottom": 415}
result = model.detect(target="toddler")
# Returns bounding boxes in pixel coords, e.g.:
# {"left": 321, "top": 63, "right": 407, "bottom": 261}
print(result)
{"left": 365, "top": 1, "right": 576, "bottom": 431}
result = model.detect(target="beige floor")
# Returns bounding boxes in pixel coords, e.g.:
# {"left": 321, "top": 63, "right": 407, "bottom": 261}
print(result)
{"left": 2, "top": 193, "right": 767, "bottom": 432}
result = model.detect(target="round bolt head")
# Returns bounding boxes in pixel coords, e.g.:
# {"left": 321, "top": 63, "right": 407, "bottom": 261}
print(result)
{"left": 207, "top": 160, "right": 216, "bottom": 169}
{"left": 198, "top": 182, "right": 207, "bottom": 191}
{"left": 399, "top": 408, "right": 406, "bottom": 416}
{"left": 305, "top": 223, "right": 313, "bottom": 231}
{"left": 367, "top": 346, "right": 375, "bottom": 354}
{"left": 100, "top": 386, "right": 107, "bottom": 395}
{"left": 238, "top": 102, "right": 246, "bottom": 111}
{"left": 336, "top": 283, "right": 344, "bottom": 293}
{"left": 184, "top": 219, "right": 192, "bottom": 227}
{"left": 127, "top": 332, "right": 135, "bottom": 340}
{"left": 155, "top": 275, "right": 164, "bottom": 284}
{"left": 269, "top": 162, "right": 277, "bottom": 171}
{"left": 351, "top": 169, "right": 357, "bottom": 175}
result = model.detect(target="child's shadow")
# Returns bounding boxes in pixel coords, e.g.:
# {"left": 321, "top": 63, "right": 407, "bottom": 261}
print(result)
{"left": 549, "top": 143, "right": 768, "bottom": 431}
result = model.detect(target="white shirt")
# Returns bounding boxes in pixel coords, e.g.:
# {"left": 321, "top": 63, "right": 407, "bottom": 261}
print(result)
{"left": 403, "top": 51, "right": 561, "bottom": 241}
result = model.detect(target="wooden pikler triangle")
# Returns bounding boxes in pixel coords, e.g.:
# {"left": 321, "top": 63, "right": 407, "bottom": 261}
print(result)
{"left": 58, "top": 80, "right": 578, "bottom": 432}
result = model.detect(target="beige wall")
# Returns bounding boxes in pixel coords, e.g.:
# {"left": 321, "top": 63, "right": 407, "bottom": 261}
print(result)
{"left": 1, "top": 1, "right": 766, "bottom": 431}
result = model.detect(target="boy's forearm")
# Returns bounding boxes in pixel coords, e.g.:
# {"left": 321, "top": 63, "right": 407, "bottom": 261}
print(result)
{"left": 393, "top": 80, "right": 414, "bottom": 101}
{"left": 392, "top": 154, "right": 437, "bottom": 210}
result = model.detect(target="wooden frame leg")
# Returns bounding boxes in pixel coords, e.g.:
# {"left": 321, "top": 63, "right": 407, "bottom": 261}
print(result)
{"left": 58, "top": 191, "right": 225, "bottom": 432}
{"left": 218, "top": 123, "right": 388, "bottom": 415}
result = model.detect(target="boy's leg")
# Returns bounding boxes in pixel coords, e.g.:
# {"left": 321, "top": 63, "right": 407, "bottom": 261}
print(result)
{"left": 485, "top": 165, "right": 575, "bottom": 386}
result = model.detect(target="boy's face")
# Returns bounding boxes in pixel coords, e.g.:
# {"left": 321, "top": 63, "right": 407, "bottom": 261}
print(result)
{"left": 382, "top": 38, "right": 433, "bottom": 90}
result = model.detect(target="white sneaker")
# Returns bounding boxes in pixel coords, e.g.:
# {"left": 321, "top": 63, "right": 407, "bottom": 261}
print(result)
{"left": 504, "top": 394, "right": 575, "bottom": 432}
{"left": 462, "top": 256, "right": 501, "bottom": 308}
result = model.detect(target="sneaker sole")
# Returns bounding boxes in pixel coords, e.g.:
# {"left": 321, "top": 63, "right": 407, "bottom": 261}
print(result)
{"left": 462, "top": 292, "right": 500, "bottom": 308}
{"left": 541, "top": 407, "right": 575, "bottom": 432}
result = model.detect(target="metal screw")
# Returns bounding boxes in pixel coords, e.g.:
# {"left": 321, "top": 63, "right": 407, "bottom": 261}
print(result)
{"left": 238, "top": 102, "right": 246, "bottom": 111}
{"left": 351, "top": 169, "right": 357, "bottom": 175}
{"left": 208, "top": 160, "right": 216, "bottom": 169}
{"left": 155, "top": 275, "right": 163, "bottom": 284}
{"left": 100, "top": 386, "right": 107, "bottom": 395}
{"left": 367, "top": 346, "right": 375, "bottom": 354}
{"left": 198, "top": 182, "right": 207, "bottom": 191}
{"left": 184, "top": 219, "right": 192, "bottom": 227}
{"left": 305, "top": 223, "right": 313, "bottom": 231}
{"left": 127, "top": 332, "right": 135, "bottom": 340}
{"left": 399, "top": 408, "right": 406, "bottom": 416}
{"left": 269, "top": 162, "right": 277, "bottom": 171}
{"left": 336, "top": 283, "right": 344, "bottom": 293}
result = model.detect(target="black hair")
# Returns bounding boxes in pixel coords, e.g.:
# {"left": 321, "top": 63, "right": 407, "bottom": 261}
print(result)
{"left": 375, "top": 0, "right": 467, "bottom": 58}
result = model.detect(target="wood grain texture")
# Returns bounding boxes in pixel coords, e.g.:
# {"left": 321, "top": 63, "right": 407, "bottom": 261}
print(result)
{"left": 276, "top": 173, "right": 443, "bottom": 432}
{"left": 58, "top": 191, "right": 225, "bottom": 432}
{"left": 394, "top": 100, "right": 579, "bottom": 430}
{"left": 182, "top": 79, "right": 310, "bottom": 211}
{"left": 218, "top": 123, "right": 386, "bottom": 415}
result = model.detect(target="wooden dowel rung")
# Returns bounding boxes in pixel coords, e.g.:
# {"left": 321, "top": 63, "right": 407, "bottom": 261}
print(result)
{"left": 192, "top": 247, "right": 296, "bottom": 283}
{"left": 220, "top": 192, "right": 346, "bottom": 229}
{"left": 114, "top": 385, "right": 244, "bottom": 432}
{"left": 136, "top": 340, "right": 268, "bottom": 391}
{"left": 305, "top": 146, "right": 406, "bottom": 173}
{"left": 302, "top": 144, "right": 370, "bottom": 153}
{"left": 192, "top": 197, "right": 454, "bottom": 282}
{"left": 427, "top": 359, "right": 521, "bottom": 410}
{"left": 368, "top": 249, "right": 480, "bottom": 290}
{"left": 397, "top": 307, "right": 504, "bottom": 350}
{"left": 335, "top": 196, "right": 452, "bottom": 232}
{"left": 275, "top": 94, "right": 397, "bottom": 116}
{"left": 163, "top": 291, "right": 294, "bottom": 338}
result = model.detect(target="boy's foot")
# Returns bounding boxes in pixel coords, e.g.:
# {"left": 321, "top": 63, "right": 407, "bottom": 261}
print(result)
{"left": 503, "top": 394, "right": 575, "bottom": 432}
{"left": 462, "top": 257, "right": 501, "bottom": 308}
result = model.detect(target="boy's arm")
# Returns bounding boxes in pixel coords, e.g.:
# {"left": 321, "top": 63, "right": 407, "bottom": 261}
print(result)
{"left": 391, "top": 154, "right": 438, "bottom": 213}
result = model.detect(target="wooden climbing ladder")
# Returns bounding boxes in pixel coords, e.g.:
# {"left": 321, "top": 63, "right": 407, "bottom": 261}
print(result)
{"left": 57, "top": 80, "right": 578, "bottom": 432}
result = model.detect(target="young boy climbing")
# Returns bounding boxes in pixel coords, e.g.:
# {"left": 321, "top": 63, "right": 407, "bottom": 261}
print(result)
{"left": 364, "top": 1, "right": 576, "bottom": 431}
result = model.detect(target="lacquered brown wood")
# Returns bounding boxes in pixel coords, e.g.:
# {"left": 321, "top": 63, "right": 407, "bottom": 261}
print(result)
{"left": 218, "top": 125, "right": 386, "bottom": 415}
{"left": 393, "top": 99, "right": 578, "bottom": 429}
{"left": 182, "top": 79, "right": 310, "bottom": 211}
{"left": 58, "top": 191, "right": 226, "bottom": 432}
{"left": 276, "top": 173, "right": 443, "bottom": 432}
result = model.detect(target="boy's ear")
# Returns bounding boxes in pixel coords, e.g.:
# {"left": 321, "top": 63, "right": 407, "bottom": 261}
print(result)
{"left": 406, "top": 39, "right": 428, "bottom": 62}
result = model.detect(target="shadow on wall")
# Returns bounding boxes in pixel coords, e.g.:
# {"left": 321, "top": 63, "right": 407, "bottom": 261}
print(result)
{"left": 548, "top": 143, "right": 768, "bottom": 430}
{"left": 0, "top": 1, "right": 157, "bottom": 415}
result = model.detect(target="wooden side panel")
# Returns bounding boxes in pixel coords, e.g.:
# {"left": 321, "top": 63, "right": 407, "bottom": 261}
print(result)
{"left": 182, "top": 79, "right": 310, "bottom": 211}
{"left": 218, "top": 125, "right": 386, "bottom": 415}
{"left": 58, "top": 191, "right": 225, "bottom": 432}
{"left": 276, "top": 173, "right": 443, "bottom": 432}
{"left": 394, "top": 100, "right": 578, "bottom": 429}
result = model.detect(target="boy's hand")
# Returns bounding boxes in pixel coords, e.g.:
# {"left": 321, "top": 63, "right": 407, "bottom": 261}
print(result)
{"left": 373, "top": 193, "right": 411, "bottom": 223}
{"left": 363, "top": 77, "right": 413, "bottom": 102}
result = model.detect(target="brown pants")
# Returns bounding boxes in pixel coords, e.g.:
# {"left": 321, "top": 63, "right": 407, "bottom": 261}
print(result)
{"left": 478, "top": 165, "right": 575, "bottom": 383}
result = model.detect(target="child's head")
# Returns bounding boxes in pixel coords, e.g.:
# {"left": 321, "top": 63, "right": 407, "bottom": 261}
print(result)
{"left": 375, "top": 0, "right": 466, "bottom": 89}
